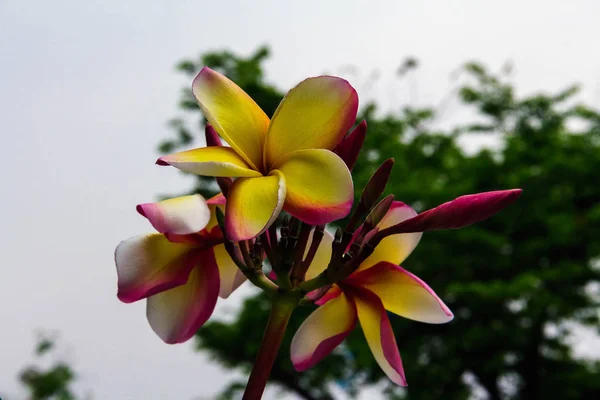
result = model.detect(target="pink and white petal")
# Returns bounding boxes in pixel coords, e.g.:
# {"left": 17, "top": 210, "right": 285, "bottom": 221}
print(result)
{"left": 115, "top": 234, "right": 199, "bottom": 303}
{"left": 349, "top": 262, "right": 453, "bottom": 324}
{"left": 213, "top": 244, "right": 246, "bottom": 298}
{"left": 386, "top": 189, "right": 523, "bottom": 234}
{"left": 225, "top": 172, "right": 286, "bottom": 241}
{"left": 207, "top": 193, "right": 227, "bottom": 205}
{"left": 378, "top": 202, "right": 419, "bottom": 230}
{"left": 192, "top": 67, "right": 269, "bottom": 170}
{"left": 351, "top": 288, "right": 407, "bottom": 386}
{"left": 146, "top": 250, "right": 220, "bottom": 344}
{"left": 291, "top": 293, "right": 357, "bottom": 371}
{"left": 264, "top": 76, "right": 358, "bottom": 168}
{"left": 358, "top": 202, "right": 422, "bottom": 271}
{"left": 276, "top": 149, "right": 353, "bottom": 225}
{"left": 304, "top": 230, "right": 334, "bottom": 281}
{"left": 157, "top": 146, "right": 261, "bottom": 178}
{"left": 162, "top": 228, "right": 223, "bottom": 249}
{"left": 202, "top": 193, "right": 227, "bottom": 233}
{"left": 136, "top": 194, "right": 211, "bottom": 235}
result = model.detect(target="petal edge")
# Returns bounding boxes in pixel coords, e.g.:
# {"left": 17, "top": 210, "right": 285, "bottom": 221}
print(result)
{"left": 225, "top": 172, "right": 286, "bottom": 241}
{"left": 264, "top": 76, "right": 358, "bottom": 167}
{"left": 136, "top": 194, "right": 211, "bottom": 235}
{"left": 291, "top": 293, "right": 357, "bottom": 371}
{"left": 277, "top": 149, "right": 353, "bottom": 225}
{"left": 192, "top": 67, "right": 269, "bottom": 170}
{"left": 146, "top": 249, "right": 220, "bottom": 344}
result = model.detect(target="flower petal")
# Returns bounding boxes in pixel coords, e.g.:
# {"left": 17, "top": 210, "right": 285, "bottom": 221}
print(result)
{"left": 351, "top": 288, "right": 407, "bottom": 386}
{"left": 348, "top": 262, "right": 453, "bottom": 324}
{"left": 313, "top": 285, "right": 342, "bottom": 306}
{"left": 291, "top": 293, "right": 357, "bottom": 371}
{"left": 192, "top": 67, "right": 269, "bottom": 170}
{"left": 225, "top": 171, "right": 286, "bottom": 241}
{"left": 157, "top": 146, "right": 261, "bottom": 178}
{"left": 333, "top": 120, "right": 367, "bottom": 171}
{"left": 186, "top": 193, "right": 227, "bottom": 237}
{"left": 115, "top": 234, "right": 200, "bottom": 303}
{"left": 276, "top": 149, "right": 353, "bottom": 225}
{"left": 136, "top": 195, "right": 211, "bottom": 235}
{"left": 384, "top": 189, "right": 523, "bottom": 234}
{"left": 301, "top": 229, "right": 335, "bottom": 303}
{"left": 264, "top": 76, "right": 358, "bottom": 167}
{"left": 358, "top": 202, "right": 422, "bottom": 271}
{"left": 304, "top": 230, "right": 335, "bottom": 281}
{"left": 213, "top": 244, "right": 246, "bottom": 298}
{"left": 207, "top": 193, "right": 227, "bottom": 205}
{"left": 146, "top": 250, "right": 220, "bottom": 344}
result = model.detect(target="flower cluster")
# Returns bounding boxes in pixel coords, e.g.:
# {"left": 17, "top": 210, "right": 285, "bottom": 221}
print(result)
{"left": 115, "top": 67, "right": 521, "bottom": 389}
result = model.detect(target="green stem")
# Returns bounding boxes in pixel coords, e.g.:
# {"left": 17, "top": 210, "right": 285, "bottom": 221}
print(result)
{"left": 243, "top": 269, "right": 279, "bottom": 295}
{"left": 298, "top": 271, "right": 332, "bottom": 293}
{"left": 242, "top": 294, "right": 299, "bottom": 400}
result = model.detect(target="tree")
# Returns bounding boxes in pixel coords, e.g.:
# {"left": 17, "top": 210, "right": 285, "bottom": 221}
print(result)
{"left": 160, "top": 47, "right": 600, "bottom": 399}
{"left": 17, "top": 335, "right": 78, "bottom": 400}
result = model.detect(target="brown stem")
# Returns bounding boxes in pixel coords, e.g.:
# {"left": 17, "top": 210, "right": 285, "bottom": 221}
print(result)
{"left": 260, "top": 232, "right": 274, "bottom": 263}
{"left": 292, "top": 223, "right": 312, "bottom": 268}
{"left": 242, "top": 294, "right": 299, "bottom": 400}
{"left": 239, "top": 240, "right": 256, "bottom": 270}
{"left": 222, "top": 241, "right": 278, "bottom": 294}
{"left": 345, "top": 203, "right": 367, "bottom": 234}
{"left": 369, "top": 228, "right": 392, "bottom": 249}
{"left": 223, "top": 241, "right": 248, "bottom": 271}
{"left": 268, "top": 224, "right": 279, "bottom": 252}
{"left": 291, "top": 225, "right": 324, "bottom": 285}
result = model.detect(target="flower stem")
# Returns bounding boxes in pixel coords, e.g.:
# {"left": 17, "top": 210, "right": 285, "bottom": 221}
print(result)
{"left": 242, "top": 293, "right": 299, "bottom": 400}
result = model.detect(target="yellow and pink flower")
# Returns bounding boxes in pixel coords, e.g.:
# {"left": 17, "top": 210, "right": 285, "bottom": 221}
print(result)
{"left": 157, "top": 68, "right": 358, "bottom": 241}
{"left": 113, "top": 59, "right": 524, "bottom": 397}
{"left": 114, "top": 193, "right": 246, "bottom": 344}
{"left": 291, "top": 190, "right": 522, "bottom": 385}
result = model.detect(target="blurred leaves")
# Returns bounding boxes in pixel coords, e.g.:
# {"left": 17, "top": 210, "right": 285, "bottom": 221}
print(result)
{"left": 18, "top": 335, "right": 78, "bottom": 400}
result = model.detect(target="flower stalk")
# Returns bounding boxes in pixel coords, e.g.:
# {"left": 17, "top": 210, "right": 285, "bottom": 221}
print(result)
{"left": 242, "top": 292, "right": 301, "bottom": 400}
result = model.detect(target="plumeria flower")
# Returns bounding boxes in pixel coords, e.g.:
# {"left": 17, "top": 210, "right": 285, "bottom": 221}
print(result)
{"left": 291, "top": 190, "right": 523, "bottom": 386}
{"left": 156, "top": 67, "right": 358, "bottom": 241}
{"left": 115, "top": 193, "right": 246, "bottom": 344}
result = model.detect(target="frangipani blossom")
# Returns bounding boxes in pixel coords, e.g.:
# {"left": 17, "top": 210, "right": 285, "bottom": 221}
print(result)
{"left": 291, "top": 189, "right": 522, "bottom": 386}
{"left": 157, "top": 68, "right": 358, "bottom": 241}
{"left": 114, "top": 58, "right": 524, "bottom": 399}
{"left": 115, "top": 193, "right": 246, "bottom": 344}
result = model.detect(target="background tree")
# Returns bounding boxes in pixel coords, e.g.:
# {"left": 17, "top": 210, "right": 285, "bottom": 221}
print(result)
{"left": 160, "top": 47, "right": 600, "bottom": 399}
{"left": 16, "top": 335, "right": 78, "bottom": 400}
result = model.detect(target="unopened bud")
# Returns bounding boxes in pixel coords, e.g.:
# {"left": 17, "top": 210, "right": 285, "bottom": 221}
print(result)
{"left": 334, "top": 120, "right": 367, "bottom": 171}
{"left": 360, "top": 158, "right": 394, "bottom": 210}
{"left": 205, "top": 123, "right": 222, "bottom": 147}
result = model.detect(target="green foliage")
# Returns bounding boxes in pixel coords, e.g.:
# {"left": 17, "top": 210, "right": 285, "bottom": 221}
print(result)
{"left": 161, "top": 48, "right": 600, "bottom": 399}
{"left": 18, "top": 336, "right": 77, "bottom": 400}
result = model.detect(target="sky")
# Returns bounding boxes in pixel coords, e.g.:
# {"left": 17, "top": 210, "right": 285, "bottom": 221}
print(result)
{"left": 2, "top": 0, "right": 600, "bottom": 399}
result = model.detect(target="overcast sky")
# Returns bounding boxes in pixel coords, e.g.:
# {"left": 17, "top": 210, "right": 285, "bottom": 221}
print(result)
{"left": 2, "top": 0, "right": 600, "bottom": 399}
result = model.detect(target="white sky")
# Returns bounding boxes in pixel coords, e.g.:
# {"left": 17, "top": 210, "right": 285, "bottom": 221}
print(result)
{"left": 2, "top": 0, "right": 600, "bottom": 399}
